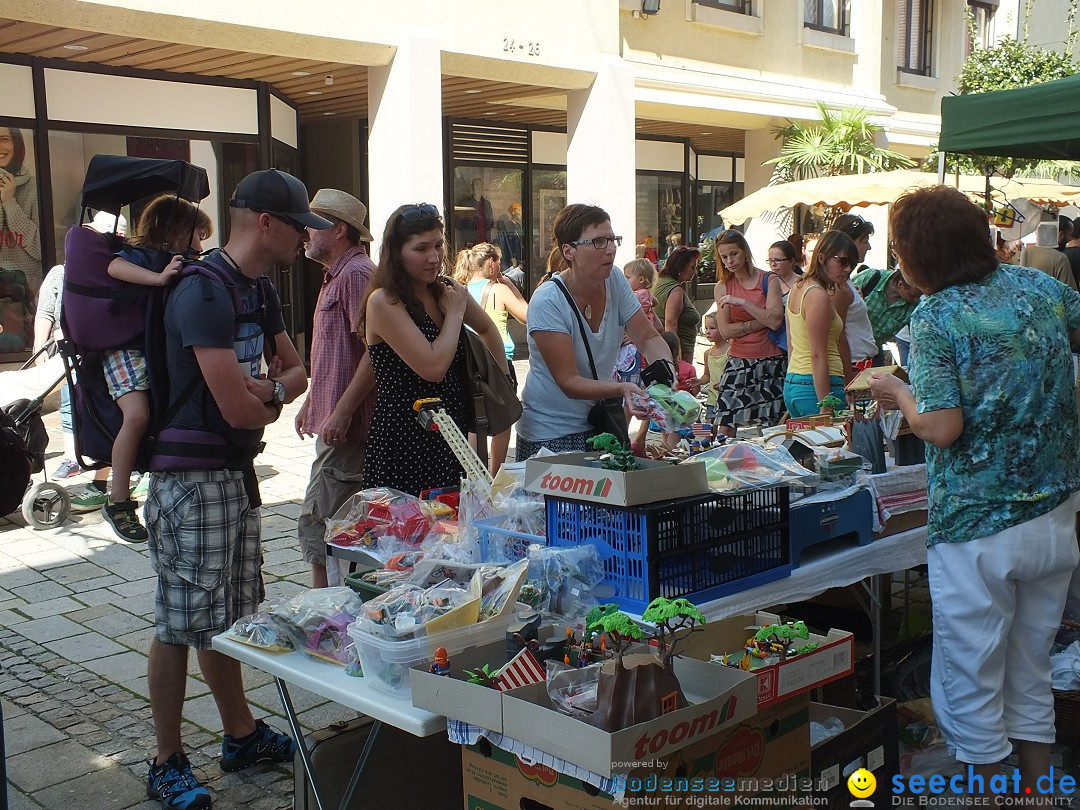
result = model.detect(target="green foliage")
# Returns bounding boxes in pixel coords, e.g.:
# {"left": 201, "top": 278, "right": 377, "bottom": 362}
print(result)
{"left": 754, "top": 621, "right": 809, "bottom": 643}
{"left": 587, "top": 433, "right": 640, "bottom": 471}
{"left": 766, "top": 103, "right": 914, "bottom": 184}
{"left": 933, "top": 36, "right": 1080, "bottom": 178}
{"left": 596, "top": 611, "right": 645, "bottom": 641}
{"left": 642, "top": 597, "right": 707, "bottom": 626}
{"left": 466, "top": 664, "right": 500, "bottom": 688}
{"left": 586, "top": 603, "right": 623, "bottom": 636}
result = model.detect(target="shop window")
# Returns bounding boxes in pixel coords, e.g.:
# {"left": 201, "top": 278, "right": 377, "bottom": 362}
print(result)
{"left": 636, "top": 173, "right": 685, "bottom": 271}
{"left": 804, "top": 0, "right": 848, "bottom": 35}
{"left": 0, "top": 122, "right": 41, "bottom": 356}
{"left": 530, "top": 168, "right": 566, "bottom": 294}
{"left": 451, "top": 166, "right": 525, "bottom": 272}
{"left": 898, "top": 0, "right": 935, "bottom": 76}
{"left": 694, "top": 0, "right": 751, "bottom": 12}
{"left": 965, "top": 0, "right": 996, "bottom": 57}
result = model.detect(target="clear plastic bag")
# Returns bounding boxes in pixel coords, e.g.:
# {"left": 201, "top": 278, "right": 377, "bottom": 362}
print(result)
{"left": 266, "top": 587, "right": 366, "bottom": 662}
{"left": 356, "top": 582, "right": 475, "bottom": 640}
{"left": 696, "top": 441, "right": 820, "bottom": 491}
{"left": 324, "top": 487, "right": 436, "bottom": 553}
{"left": 525, "top": 545, "right": 607, "bottom": 618}
{"left": 546, "top": 660, "right": 603, "bottom": 717}
{"left": 226, "top": 611, "right": 294, "bottom": 652}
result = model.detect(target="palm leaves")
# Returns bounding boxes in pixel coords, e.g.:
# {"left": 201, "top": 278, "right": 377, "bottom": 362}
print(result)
{"left": 767, "top": 102, "right": 914, "bottom": 184}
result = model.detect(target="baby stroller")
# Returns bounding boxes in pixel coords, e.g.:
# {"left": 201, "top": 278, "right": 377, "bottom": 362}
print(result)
{"left": 0, "top": 342, "right": 71, "bottom": 529}
{"left": 57, "top": 154, "right": 210, "bottom": 474}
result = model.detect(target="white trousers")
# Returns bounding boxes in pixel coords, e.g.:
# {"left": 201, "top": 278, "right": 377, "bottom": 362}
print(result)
{"left": 928, "top": 492, "right": 1080, "bottom": 764}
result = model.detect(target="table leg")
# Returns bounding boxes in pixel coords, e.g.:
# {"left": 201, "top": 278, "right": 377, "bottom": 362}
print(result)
{"left": 338, "top": 719, "right": 381, "bottom": 809}
{"left": 855, "top": 576, "right": 884, "bottom": 697}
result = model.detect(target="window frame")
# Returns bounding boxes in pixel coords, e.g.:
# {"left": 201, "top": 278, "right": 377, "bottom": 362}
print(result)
{"left": 965, "top": 0, "right": 996, "bottom": 57}
{"left": 897, "top": 0, "right": 935, "bottom": 76}
{"left": 803, "top": 0, "right": 849, "bottom": 35}
{"left": 693, "top": 0, "right": 752, "bottom": 13}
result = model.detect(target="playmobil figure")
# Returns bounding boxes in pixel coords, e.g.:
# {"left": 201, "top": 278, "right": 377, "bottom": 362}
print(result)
{"left": 429, "top": 646, "right": 450, "bottom": 676}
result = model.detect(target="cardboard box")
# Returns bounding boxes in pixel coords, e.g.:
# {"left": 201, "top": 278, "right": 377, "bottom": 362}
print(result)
{"left": 873, "top": 509, "right": 927, "bottom": 539}
{"left": 410, "top": 641, "right": 509, "bottom": 732}
{"left": 524, "top": 452, "right": 709, "bottom": 506}
{"left": 461, "top": 695, "right": 811, "bottom": 810}
{"left": 680, "top": 611, "right": 855, "bottom": 709}
{"left": 810, "top": 698, "right": 899, "bottom": 807}
{"left": 845, "top": 364, "right": 909, "bottom": 396}
{"left": 500, "top": 655, "right": 756, "bottom": 777}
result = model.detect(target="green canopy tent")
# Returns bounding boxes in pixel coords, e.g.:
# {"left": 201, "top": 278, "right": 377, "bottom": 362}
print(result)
{"left": 939, "top": 73, "right": 1080, "bottom": 160}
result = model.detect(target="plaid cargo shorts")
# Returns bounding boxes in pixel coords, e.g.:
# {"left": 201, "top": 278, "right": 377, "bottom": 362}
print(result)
{"left": 145, "top": 470, "right": 264, "bottom": 649}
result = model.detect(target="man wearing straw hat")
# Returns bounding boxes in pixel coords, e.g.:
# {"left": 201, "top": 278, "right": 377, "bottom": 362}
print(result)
{"left": 295, "top": 188, "right": 377, "bottom": 588}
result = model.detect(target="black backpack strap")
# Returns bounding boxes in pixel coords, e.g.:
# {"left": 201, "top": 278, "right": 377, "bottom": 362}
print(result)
{"left": 854, "top": 268, "right": 883, "bottom": 297}
{"left": 552, "top": 276, "right": 600, "bottom": 380}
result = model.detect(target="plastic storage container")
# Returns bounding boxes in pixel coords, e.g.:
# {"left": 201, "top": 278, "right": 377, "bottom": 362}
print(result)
{"left": 545, "top": 486, "right": 790, "bottom": 612}
{"left": 349, "top": 615, "right": 516, "bottom": 697}
{"left": 789, "top": 488, "right": 874, "bottom": 567}
{"left": 343, "top": 571, "right": 390, "bottom": 603}
{"left": 473, "top": 514, "right": 545, "bottom": 563}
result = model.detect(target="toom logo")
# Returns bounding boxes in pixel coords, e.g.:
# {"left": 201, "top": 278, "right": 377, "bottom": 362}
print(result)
{"left": 714, "top": 727, "right": 765, "bottom": 779}
{"left": 539, "top": 472, "right": 612, "bottom": 499}
{"left": 632, "top": 696, "right": 739, "bottom": 759}
{"left": 756, "top": 669, "right": 775, "bottom": 704}
{"left": 515, "top": 756, "right": 558, "bottom": 787}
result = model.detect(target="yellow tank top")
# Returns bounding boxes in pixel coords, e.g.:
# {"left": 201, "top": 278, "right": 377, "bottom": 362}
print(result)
{"left": 785, "top": 284, "right": 843, "bottom": 377}
{"left": 705, "top": 348, "right": 729, "bottom": 406}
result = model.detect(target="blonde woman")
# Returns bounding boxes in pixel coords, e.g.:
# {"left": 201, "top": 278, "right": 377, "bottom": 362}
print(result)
{"left": 453, "top": 242, "right": 528, "bottom": 472}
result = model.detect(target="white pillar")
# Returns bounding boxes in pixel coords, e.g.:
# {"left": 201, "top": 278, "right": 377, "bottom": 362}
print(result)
{"left": 367, "top": 36, "right": 443, "bottom": 261}
{"left": 566, "top": 60, "right": 637, "bottom": 267}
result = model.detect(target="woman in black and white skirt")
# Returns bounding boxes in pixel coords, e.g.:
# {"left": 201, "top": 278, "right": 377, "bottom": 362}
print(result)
{"left": 711, "top": 230, "right": 787, "bottom": 437}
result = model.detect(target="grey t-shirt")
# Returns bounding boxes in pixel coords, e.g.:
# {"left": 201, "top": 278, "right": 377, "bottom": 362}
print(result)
{"left": 518, "top": 269, "right": 641, "bottom": 441}
{"left": 164, "top": 252, "right": 285, "bottom": 452}
{"left": 35, "top": 265, "right": 64, "bottom": 332}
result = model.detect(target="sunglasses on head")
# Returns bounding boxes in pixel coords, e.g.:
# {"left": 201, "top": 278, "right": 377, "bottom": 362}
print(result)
{"left": 400, "top": 203, "right": 440, "bottom": 223}
{"left": 252, "top": 209, "right": 306, "bottom": 235}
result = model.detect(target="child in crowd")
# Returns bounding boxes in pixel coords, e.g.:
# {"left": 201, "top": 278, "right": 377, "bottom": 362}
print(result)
{"left": 699, "top": 311, "right": 730, "bottom": 423}
{"left": 96, "top": 195, "right": 212, "bottom": 541}
{"left": 661, "top": 331, "right": 701, "bottom": 397}
{"left": 623, "top": 259, "right": 663, "bottom": 331}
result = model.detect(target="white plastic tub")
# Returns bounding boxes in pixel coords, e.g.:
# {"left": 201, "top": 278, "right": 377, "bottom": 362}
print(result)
{"left": 349, "top": 615, "right": 516, "bottom": 697}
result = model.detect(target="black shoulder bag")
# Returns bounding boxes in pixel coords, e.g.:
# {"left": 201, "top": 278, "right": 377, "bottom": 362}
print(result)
{"left": 552, "top": 277, "right": 630, "bottom": 444}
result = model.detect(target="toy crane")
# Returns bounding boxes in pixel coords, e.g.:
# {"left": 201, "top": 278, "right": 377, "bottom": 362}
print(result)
{"left": 413, "top": 398, "right": 493, "bottom": 487}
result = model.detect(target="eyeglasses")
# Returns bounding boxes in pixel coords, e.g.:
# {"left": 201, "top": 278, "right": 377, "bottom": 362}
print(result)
{"left": 252, "top": 210, "right": 306, "bottom": 235}
{"left": 830, "top": 255, "right": 854, "bottom": 269}
{"left": 401, "top": 203, "right": 440, "bottom": 222}
{"left": 767, "top": 257, "right": 792, "bottom": 266}
{"left": 569, "top": 236, "right": 623, "bottom": 250}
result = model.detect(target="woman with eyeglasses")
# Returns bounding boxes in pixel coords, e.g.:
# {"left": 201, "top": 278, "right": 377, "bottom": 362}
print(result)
{"left": 868, "top": 185, "right": 1080, "bottom": 796}
{"left": 361, "top": 204, "right": 509, "bottom": 495}
{"left": 783, "top": 231, "right": 859, "bottom": 418}
{"left": 831, "top": 213, "right": 880, "bottom": 376}
{"left": 711, "top": 229, "right": 786, "bottom": 435}
{"left": 652, "top": 246, "right": 702, "bottom": 364}
{"left": 516, "top": 204, "right": 673, "bottom": 459}
{"left": 766, "top": 240, "right": 802, "bottom": 300}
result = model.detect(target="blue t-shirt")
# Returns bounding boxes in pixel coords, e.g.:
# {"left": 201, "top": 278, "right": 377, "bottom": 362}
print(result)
{"left": 909, "top": 264, "right": 1080, "bottom": 546}
{"left": 518, "top": 269, "right": 641, "bottom": 441}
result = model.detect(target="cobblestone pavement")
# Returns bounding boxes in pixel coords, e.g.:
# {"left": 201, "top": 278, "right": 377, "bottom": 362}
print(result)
{"left": 1, "top": 398, "right": 348, "bottom": 810}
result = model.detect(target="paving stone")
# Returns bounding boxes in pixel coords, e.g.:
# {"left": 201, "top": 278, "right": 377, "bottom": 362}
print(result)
{"left": 0, "top": 608, "right": 28, "bottom": 624}
{"left": 31, "top": 766, "right": 148, "bottom": 810}
{"left": 0, "top": 568, "right": 47, "bottom": 589}
{"left": 10, "top": 580, "right": 74, "bottom": 603}
{"left": 113, "top": 627, "right": 153, "bottom": 655}
{"left": 118, "top": 674, "right": 209, "bottom": 701}
{"left": 42, "top": 562, "right": 111, "bottom": 586}
{"left": 82, "top": 651, "right": 149, "bottom": 683}
{"left": 108, "top": 577, "right": 157, "bottom": 598}
{"left": 43, "top": 631, "right": 127, "bottom": 662}
{"left": 18, "top": 596, "right": 85, "bottom": 619}
{"left": 14, "top": 615, "right": 86, "bottom": 644}
{"left": 7, "top": 739, "right": 103, "bottom": 792}
{"left": 2, "top": 711, "right": 67, "bottom": 755}
{"left": 14, "top": 548, "right": 85, "bottom": 571}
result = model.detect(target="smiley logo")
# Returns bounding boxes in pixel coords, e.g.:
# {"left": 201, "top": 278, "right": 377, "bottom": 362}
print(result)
{"left": 847, "top": 768, "right": 877, "bottom": 799}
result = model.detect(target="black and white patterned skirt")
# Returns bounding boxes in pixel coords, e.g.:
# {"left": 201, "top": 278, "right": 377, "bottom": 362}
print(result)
{"left": 714, "top": 355, "right": 788, "bottom": 428}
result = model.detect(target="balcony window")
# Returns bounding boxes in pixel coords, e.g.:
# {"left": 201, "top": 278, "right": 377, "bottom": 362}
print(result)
{"left": 898, "top": 0, "right": 934, "bottom": 76}
{"left": 966, "top": 0, "right": 996, "bottom": 57}
{"left": 694, "top": 0, "right": 751, "bottom": 12}
{"left": 804, "top": 0, "right": 848, "bottom": 35}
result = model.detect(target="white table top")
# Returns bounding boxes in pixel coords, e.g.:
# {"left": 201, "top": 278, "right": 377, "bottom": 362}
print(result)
{"left": 211, "top": 634, "right": 446, "bottom": 737}
{"left": 692, "top": 525, "right": 928, "bottom": 621}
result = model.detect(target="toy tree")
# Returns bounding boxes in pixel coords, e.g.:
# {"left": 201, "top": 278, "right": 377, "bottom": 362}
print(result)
{"left": 588, "top": 433, "right": 640, "bottom": 472}
{"left": 641, "top": 597, "right": 707, "bottom": 670}
{"left": 592, "top": 611, "right": 644, "bottom": 668}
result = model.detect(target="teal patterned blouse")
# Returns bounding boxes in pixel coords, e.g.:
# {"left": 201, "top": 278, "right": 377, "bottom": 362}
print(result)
{"left": 909, "top": 264, "right": 1080, "bottom": 547}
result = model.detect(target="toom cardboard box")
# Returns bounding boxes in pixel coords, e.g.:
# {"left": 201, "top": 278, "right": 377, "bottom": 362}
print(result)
{"left": 523, "top": 452, "right": 709, "bottom": 507}
{"left": 410, "top": 641, "right": 510, "bottom": 732}
{"left": 461, "top": 695, "right": 812, "bottom": 810}
{"left": 810, "top": 698, "right": 899, "bottom": 809}
{"left": 500, "top": 655, "right": 756, "bottom": 777}
{"left": 680, "top": 611, "right": 854, "bottom": 709}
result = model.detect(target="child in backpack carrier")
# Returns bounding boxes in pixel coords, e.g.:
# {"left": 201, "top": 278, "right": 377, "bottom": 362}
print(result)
{"left": 97, "top": 195, "right": 212, "bottom": 542}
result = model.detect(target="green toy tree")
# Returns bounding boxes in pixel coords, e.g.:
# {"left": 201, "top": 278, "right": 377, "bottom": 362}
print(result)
{"left": 587, "top": 433, "right": 640, "bottom": 472}
{"left": 593, "top": 610, "right": 644, "bottom": 668}
{"left": 641, "top": 597, "right": 707, "bottom": 669}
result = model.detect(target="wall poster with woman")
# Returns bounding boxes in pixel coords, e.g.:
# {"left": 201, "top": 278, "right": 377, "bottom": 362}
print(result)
{"left": 0, "top": 123, "right": 41, "bottom": 354}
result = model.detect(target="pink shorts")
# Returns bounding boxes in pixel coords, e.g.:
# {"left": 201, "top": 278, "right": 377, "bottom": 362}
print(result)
{"left": 103, "top": 349, "right": 149, "bottom": 400}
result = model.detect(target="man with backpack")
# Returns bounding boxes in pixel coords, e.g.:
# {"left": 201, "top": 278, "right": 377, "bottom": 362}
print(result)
{"left": 851, "top": 264, "right": 922, "bottom": 364}
{"left": 294, "top": 188, "right": 376, "bottom": 589}
{"left": 144, "top": 168, "right": 324, "bottom": 810}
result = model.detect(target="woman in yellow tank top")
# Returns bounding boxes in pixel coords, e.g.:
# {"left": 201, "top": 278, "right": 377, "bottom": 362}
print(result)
{"left": 783, "top": 230, "right": 860, "bottom": 418}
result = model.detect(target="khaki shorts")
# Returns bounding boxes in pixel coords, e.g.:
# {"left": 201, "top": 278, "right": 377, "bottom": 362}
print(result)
{"left": 297, "top": 437, "right": 367, "bottom": 564}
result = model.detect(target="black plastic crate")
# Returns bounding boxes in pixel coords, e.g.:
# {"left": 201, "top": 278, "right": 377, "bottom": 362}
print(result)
{"left": 545, "top": 486, "right": 790, "bottom": 611}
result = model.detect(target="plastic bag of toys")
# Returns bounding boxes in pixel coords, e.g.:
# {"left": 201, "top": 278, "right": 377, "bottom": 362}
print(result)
{"left": 696, "top": 440, "right": 819, "bottom": 492}
{"left": 355, "top": 582, "right": 475, "bottom": 640}
{"left": 524, "top": 544, "right": 607, "bottom": 618}
{"left": 546, "top": 659, "right": 603, "bottom": 718}
{"left": 225, "top": 611, "right": 294, "bottom": 652}
{"left": 267, "top": 587, "right": 366, "bottom": 664}
{"left": 324, "top": 488, "right": 438, "bottom": 554}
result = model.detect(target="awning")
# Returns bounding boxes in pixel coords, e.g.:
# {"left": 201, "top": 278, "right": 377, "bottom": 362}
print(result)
{"left": 720, "top": 169, "right": 1080, "bottom": 224}
{"left": 939, "top": 73, "right": 1080, "bottom": 160}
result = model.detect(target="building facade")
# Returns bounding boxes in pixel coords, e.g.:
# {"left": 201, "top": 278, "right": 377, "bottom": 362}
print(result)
{"left": 0, "top": 0, "right": 1016, "bottom": 361}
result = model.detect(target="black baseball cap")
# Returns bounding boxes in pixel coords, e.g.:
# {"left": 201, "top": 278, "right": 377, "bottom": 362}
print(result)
{"left": 229, "top": 169, "right": 333, "bottom": 229}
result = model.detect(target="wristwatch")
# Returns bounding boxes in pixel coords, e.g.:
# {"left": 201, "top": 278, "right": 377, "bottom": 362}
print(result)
{"left": 270, "top": 380, "right": 286, "bottom": 408}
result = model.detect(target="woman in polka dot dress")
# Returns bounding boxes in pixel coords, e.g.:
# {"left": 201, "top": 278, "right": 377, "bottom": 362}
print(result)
{"left": 362, "top": 203, "right": 509, "bottom": 496}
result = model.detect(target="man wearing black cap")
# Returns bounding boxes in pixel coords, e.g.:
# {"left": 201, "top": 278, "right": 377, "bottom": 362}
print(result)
{"left": 144, "top": 168, "right": 325, "bottom": 810}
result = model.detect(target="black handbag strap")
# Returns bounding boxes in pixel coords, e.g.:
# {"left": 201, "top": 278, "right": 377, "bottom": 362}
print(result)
{"left": 552, "top": 277, "right": 600, "bottom": 382}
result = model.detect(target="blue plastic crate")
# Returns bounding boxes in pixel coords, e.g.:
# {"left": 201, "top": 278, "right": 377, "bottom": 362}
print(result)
{"left": 789, "top": 488, "right": 874, "bottom": 567}
{"left": 545, "top": 487, "right": 790, "bottom": 612}
{"left": 474, "top": 514, "right": 546, "bottom": 563}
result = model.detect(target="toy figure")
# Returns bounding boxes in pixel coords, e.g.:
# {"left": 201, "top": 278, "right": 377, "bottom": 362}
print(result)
{"left": 465, "top": 664, "right": 500, "bottom": 688}
{"left": 429, "top": 646, "right": 451, "bottom": 676}
{"left": 587, "top": 433, "right": 640, "bottom": 472}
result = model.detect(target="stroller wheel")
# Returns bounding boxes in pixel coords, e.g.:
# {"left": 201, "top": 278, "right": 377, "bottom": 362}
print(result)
{"left": 22, "top": 482, "right": 71, "bottom": 530}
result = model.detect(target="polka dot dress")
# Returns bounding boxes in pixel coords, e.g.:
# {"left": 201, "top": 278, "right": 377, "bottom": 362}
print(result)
{"left": 363, "top": 314, "right": 467, "bottom": 496}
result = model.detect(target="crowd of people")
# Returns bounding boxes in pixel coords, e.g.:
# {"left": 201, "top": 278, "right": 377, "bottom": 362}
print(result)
{"left": 23, "top": 157, "right": 1080, "bottom": 807}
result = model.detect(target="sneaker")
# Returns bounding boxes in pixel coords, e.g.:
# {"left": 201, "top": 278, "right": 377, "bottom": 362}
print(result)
{"left": 70, "top": 482, "right": 108, "bottom": 512}
{"left": 220, "top": 719, "right": 296, "bottom": 772}
{"left": 132, "top": 473, "right": 150, "bottom": 498}
{"left": 147, "top": 752, "right": 211, "bottom": 810}
{"left": 103, "top": 499, "right": 148, "bottom": 542}
{"left": 51, "top": 459, "right": 81, "bottom": 479}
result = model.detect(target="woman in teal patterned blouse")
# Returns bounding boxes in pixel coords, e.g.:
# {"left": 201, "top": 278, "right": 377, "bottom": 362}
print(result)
{"left": 870, "top": 186, "right": 1080, "bottom": 796}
